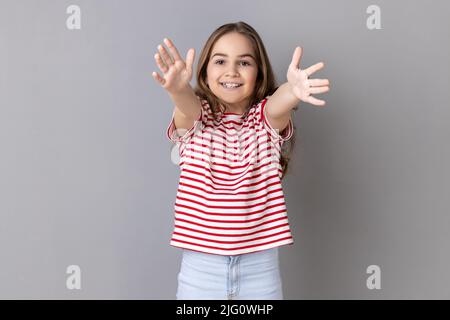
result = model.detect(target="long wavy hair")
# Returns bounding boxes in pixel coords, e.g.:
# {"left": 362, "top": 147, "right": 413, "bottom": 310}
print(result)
{"left": 193, "top": 21, "right": 297, "bottom": 180}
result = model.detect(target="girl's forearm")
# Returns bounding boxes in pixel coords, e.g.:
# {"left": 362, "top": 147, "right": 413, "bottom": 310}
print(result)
{"left": 266, "top": 82, "right": 300, "bottom": 119}
{"left": 168, "top": 84, "right": 202, "bottom": 120}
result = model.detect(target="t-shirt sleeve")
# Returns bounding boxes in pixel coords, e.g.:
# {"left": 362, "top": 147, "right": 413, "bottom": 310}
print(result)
{"left": 166, "top": 99, "right": 205, "bottom": 144}
{"left": 257, "top": 97, "right": 294, "bottom": 143}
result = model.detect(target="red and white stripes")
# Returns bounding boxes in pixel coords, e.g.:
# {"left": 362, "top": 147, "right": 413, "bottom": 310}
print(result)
{"left": 167, "top": 97, "right": 294, "bottom": 255}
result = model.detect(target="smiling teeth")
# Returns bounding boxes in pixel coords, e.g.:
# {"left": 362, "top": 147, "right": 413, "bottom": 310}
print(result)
{"left": 221, "top": 83, "right": 242, "bottom": 88}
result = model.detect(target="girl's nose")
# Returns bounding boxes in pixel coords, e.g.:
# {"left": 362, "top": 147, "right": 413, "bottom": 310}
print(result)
{"left": 225, "top": 69, "right": 239, "bottom": 77}
{"left": 225, "top": 65, "right": 239, "bottom": 76}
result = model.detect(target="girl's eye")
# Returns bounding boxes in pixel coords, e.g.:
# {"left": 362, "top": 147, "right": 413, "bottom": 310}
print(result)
{"left": 214, "top": 60, "right": 251, "bottom": 66}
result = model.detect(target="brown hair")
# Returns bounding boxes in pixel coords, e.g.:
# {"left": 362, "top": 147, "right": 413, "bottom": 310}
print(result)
{"left": 193, "top": 21, "right": 297, "bottom": 180}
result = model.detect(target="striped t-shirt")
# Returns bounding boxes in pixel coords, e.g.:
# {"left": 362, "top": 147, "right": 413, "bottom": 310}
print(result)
{"left": 166, "top": 96, "right": 294, "bottom": 255}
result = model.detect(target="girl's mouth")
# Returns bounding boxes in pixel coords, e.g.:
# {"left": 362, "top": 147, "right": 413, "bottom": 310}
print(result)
{"left": 220, "top": 82, "right": 243, "bottom": 90}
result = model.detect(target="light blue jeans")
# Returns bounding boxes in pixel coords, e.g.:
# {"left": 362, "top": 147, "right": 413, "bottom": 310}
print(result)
{"left": 176, "top": 247, "right": 283, "bottom": 300}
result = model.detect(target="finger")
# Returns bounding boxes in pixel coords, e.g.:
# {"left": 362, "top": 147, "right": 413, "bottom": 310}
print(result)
{"left": 304, "top": 62, "right": 325, "bottom": 77}
{"left": 154, "top": 53, "right": 168, "bottom": 73}
{"left": 158, "top": 43, "right": 174, "bottom": 66}
{"left": 308, "top": 78, "right": 330, "bottom": 87}
{"left": 290, "top": 46, "right": 303, "bottom": 70}
{"left": 152, "top": 71, "right": 166, "bottom": 86}
{"left": 185, "top": 48, "right": 195, "bottom": 72}
{"left": 164, "top": 38, "right": 183, "bottom": 62}
{"left": 307, "top": 96, "right": 326, "bottom": 106}
{"left": 309, "top": 86, "right": 329, "bottom": 94}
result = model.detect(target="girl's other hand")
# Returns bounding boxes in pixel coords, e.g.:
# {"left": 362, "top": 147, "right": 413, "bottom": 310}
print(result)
{"left": 287, "top": 47, "right": 330, "bottom": 106}
{"left": 152, "top": 38, "right": 195, "bottom": 95}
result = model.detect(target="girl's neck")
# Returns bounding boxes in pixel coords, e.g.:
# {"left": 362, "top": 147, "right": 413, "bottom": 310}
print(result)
{"left": 224, "top": 107, "right": 245, "bottom": 115}
{"left": 223, "top": 99, "right": 249, "bottom": 115}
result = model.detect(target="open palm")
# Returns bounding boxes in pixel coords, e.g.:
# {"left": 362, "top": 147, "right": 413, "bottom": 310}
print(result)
{"left": 287, "top": 47, "right": 330, "bottom": 106}
{"left": 152, "top": 38, "right": 195, "bottom": 94}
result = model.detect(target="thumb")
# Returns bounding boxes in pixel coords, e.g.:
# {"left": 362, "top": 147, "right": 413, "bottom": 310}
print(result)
{"left": 290, "top": 46, "right": 303, "bottom": 70}
{"left": 185, "top": 48, "right": 195, "bottom": 72}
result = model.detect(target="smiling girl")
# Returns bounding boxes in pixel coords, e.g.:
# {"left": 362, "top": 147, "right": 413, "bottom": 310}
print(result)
{"left": 152, "top": 21, "right": 330, "bottom": 300}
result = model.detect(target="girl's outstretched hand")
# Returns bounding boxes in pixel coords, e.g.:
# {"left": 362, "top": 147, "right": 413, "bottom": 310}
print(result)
{"left": 152, "top": 38, "right": 195, "bottom": 95}
{"left": 286, "top": 47, "right": 330, "bottom": 106}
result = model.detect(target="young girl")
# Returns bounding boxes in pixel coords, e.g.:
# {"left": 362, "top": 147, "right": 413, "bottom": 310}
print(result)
{"left": 152, "top": 21, "right": 330, "bottom": 300}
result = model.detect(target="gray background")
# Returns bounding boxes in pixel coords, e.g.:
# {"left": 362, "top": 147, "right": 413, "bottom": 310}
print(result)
{"left": 1, "top": 0, "right": 449, "bottom": 299}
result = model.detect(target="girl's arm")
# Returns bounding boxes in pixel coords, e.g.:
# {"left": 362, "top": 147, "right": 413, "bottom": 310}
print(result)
{"left": 169, "top": 84, "right": 202, "bottom": 130}
{"left": 266, "top": 46, "right": 331, "bottom": 131}
{"left": 265, "top": 82, "right": 299, "bottom": 132}
{"left": 153, "top": 38, "right": 201, "bottom": 130}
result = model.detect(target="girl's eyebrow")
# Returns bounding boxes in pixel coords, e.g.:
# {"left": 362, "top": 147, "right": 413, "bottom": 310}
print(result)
{"left": 211, "top": 53, "right": 255, "bottom": 61}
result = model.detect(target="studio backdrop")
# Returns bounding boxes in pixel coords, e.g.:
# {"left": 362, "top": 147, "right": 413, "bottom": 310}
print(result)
{"left": 1, "top": 0, "right": 449, "bottom": 299}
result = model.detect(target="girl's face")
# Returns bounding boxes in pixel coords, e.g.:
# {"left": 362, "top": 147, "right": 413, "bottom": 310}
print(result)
{"left": 206, "top": 32, "right": 258, "bottom": 111}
